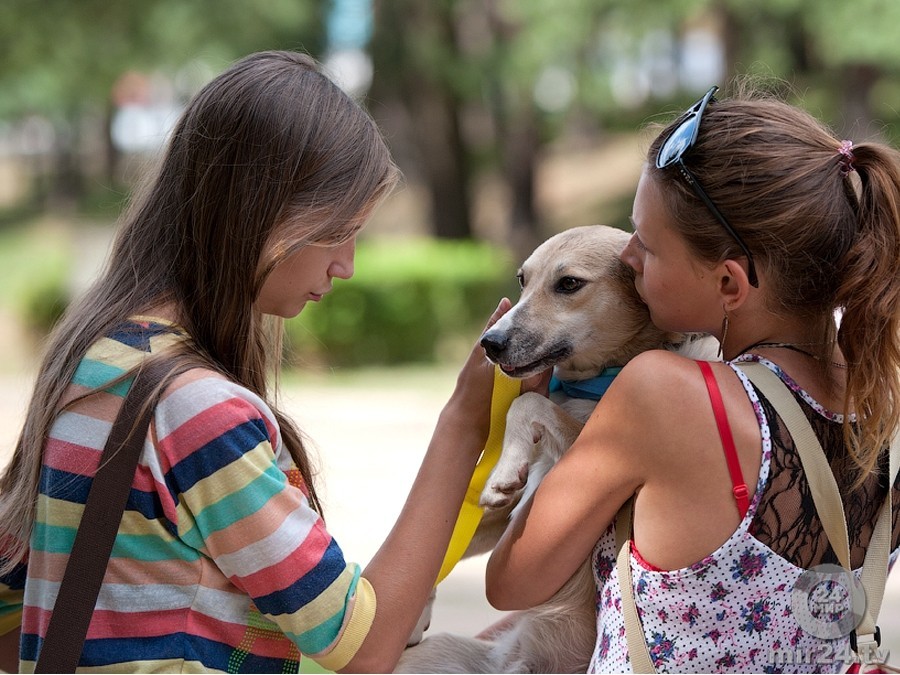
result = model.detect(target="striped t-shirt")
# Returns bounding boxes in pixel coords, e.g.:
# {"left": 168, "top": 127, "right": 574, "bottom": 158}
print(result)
{"left": 0, "top": 317, "right": 375, "bottom": 673}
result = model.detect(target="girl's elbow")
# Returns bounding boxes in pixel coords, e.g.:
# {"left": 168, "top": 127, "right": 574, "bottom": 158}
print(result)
{"left": 486, "top": 541, "right": 543, "bottom": 610}
{"left": 485, "top": 586, "right": 522, "bottom": 612}
{"left": 486, "top": 568, "right": 530, "bottom": 611}
{"left": 487, "top": 580, "right": 544, "bottom": 611}
{"left": 485, "top": 558, "right": 509, "bottom": 609}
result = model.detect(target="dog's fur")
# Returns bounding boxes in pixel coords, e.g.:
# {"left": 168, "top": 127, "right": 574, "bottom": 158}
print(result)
{"left": 396, "top": 225, "right": 717, "bottom": 674}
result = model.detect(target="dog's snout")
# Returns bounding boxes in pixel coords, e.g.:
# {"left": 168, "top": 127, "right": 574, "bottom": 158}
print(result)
{"left": 480, "top": 330, "right": 509, "bottom": 362}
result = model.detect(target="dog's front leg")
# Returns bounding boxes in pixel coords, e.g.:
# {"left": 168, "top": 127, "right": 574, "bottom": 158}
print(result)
{"left": 479, "top": 393, "right": 583, "bottom": 509}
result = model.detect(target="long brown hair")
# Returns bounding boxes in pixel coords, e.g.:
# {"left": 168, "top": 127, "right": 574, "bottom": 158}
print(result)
{"left": 647, "top": 82, "right": 900, "bottom": 487}
{"left": 0, "top": 51, "right": 399, "bottom": 570}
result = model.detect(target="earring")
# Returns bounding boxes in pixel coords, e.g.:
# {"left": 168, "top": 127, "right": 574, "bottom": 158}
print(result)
{"left": 718, "top": 309, "right": 729, "bottom": 359}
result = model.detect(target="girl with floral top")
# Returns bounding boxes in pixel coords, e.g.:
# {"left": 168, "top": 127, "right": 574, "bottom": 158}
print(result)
{"left": 486, "top": 83, "right": 900, "bottom": 673}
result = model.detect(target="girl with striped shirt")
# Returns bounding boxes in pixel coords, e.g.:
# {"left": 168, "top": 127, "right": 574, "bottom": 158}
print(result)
{"left": 0, "top": 50, "right": 521, "bottom": 673}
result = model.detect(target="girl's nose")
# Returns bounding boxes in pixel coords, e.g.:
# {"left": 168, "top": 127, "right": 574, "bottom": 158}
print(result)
{"left": 620, "top": 234, "right": 643, "bottom": 274}
{"left": 329, "top": 238, "right": 356, "bottom": 280}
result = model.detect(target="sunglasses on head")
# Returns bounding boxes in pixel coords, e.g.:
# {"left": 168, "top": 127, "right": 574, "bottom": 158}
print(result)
{"left": 656, "top": 85, "right": 759, "bottom": 287}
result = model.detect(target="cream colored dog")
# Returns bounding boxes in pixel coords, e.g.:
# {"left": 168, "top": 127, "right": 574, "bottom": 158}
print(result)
{"left": 396, "top": 225, "right": 717, "bottom": 674}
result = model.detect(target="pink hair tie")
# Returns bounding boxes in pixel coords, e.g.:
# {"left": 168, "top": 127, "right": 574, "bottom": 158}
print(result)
{"left": 838, "top": 139, "right": 856, "bottom": 175}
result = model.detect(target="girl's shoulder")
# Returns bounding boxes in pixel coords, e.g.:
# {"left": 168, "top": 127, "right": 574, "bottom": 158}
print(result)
{"left": 579, "top": 350, "right": 715, "bottom": 454}
{"left": 155, "top": 368, "right": 282, "bottom": 453}
{"left": 621, "top": 347, "right": 707, "bottom": 373}
{"left": 613, "top": 349, "right": 713, "bottom": 409}
{"left": 599, "top": 350, "right": 740, "bottom": 461}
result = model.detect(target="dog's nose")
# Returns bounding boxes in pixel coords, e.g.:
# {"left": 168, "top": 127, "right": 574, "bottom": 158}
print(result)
{"left": 480, "top": 330, "right": 509, "bottom": 362}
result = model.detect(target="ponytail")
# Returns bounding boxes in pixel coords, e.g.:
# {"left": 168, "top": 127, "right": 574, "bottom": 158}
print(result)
{"left": 835, "top": 142, "right": 900, "bottom": 486}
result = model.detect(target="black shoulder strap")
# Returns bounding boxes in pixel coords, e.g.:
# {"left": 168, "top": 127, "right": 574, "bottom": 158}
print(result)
{"left": 35, "top": 359, "right": 175, "bottom": 673}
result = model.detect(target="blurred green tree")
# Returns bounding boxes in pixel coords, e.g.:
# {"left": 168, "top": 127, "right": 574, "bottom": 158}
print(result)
{"left": 370, "top": 0, "right": 900, "bottom": 252}
{"left": 0, "top": 0, "right": 321, "bottom": 208}
{"left": 714, "top": 0, "right": 900, "bottom": 137}
{"left": 370, "top": 0, "right": 630, "bottom": 254}
{"left": 1, "top": 0, "right": 898, "bottom": 239}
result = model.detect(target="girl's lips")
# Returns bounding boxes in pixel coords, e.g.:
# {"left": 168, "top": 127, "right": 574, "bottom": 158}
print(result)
{"left": 310, "top": 285, "right": 332, "bottom": 301}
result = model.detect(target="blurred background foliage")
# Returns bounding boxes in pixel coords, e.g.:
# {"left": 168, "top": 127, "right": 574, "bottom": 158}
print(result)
{"left": 0, "top": 0, "right": 898, "bottom": 369}
{"left": 285, "top": 239, "right": 519, "bottom": 367}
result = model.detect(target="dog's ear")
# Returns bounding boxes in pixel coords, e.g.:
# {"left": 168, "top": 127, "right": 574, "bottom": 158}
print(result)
{"left": 609, "top": 257, "right": 640, "bottom": 302}
{"left": 610, "top": 255, "right": 685, "bottom": 345}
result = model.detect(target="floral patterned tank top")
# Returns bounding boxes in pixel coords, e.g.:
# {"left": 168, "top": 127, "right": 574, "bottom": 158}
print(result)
{"left": 589, "top": 357, "right": 900, "bottom": 674}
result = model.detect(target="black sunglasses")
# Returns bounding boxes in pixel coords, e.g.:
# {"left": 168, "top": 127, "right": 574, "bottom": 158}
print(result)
{"left": 656, "top": 85, "right": 759, "bottom": 287}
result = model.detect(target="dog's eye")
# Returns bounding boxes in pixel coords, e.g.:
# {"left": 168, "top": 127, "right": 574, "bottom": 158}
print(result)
{"left": 516, "top": 272, "right": 525, "bottom": 289}
{"left": 556, "top": 277, "right": 584, "bottom": 293}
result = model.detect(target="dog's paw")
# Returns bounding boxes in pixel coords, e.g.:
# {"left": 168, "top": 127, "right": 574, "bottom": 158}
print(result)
{"left": 479, "top": 462, "right": 529, "bottom": 509}
{"left": 406, "top": 588, "right": 436, "bottom": 647}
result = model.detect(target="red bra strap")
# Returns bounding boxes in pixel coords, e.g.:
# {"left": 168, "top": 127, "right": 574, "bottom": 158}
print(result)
{"left": 697, "top": 360, "right": 750, "bottom": 520}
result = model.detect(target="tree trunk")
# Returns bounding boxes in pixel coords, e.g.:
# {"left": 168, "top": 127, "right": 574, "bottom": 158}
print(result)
{"left": 402, "top": 78, "right": 472, "bottom": 239}
{"left": 713, "top": 0, "right": 741, "bottom": 87}
{"left": 500, "top": 108, "right": 541, "bottom": 259}
{"left": 48, "top": 119, "right": 84, "bottom": 211}
{"left": 103, "top": 100, "right": 122, "bottom": 188}
{"left": 484, "top": 4, "right": 543, "bottom": 258}
{"left": 840, "top": 63, "right": 880, "bottom": 140}
{"left": 369, "top": 0, "right": 473, "bottom": 239}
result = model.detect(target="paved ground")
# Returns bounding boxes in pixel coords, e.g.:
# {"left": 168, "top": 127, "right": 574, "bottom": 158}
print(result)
{"left": 1, "top": 364, "right": 898, "bottom": 666}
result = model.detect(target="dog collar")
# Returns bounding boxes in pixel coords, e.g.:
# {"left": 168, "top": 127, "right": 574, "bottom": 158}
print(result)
{"left": 550, "top": 366, "right": 624, "bottom": 400}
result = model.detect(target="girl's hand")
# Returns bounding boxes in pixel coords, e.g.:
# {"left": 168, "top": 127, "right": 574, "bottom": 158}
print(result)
{"left": 521, "top": 367, "right": 552, "bottom": 397}
{"left": 443, "top": 298, "right": 515, "bottom": 445}
{"left": 350, "top": 298, "right": 523, "bottom": 671}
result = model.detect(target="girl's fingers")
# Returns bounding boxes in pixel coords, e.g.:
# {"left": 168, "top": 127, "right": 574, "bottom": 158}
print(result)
{"left": 521, "top": 368, "right": 552, "bottom": 396}
{"left": 483, "top": 298, "right": 512, "bottom": 332}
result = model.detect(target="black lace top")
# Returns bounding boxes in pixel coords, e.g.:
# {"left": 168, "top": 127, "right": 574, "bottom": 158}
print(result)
{"left": 738, "top": 356, "right": 900, "bottom": 569}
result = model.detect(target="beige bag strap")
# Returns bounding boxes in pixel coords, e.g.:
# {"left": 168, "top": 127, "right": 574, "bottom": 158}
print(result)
{"left": 737, "top": 361, "right": 899, "bottom": 666}
{"left": 857, "top": 469, "right": 896, "bottom": 667}
{"left": 615, "top": 498, "right": 656, "bottom": 674}
{"left": 738, "top": 362, "right": 854, "bottom": 567}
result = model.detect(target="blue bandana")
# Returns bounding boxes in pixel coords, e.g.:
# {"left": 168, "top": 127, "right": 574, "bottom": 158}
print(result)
{"left": 549, "top": 366, "right": 623, "bottom": 400}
